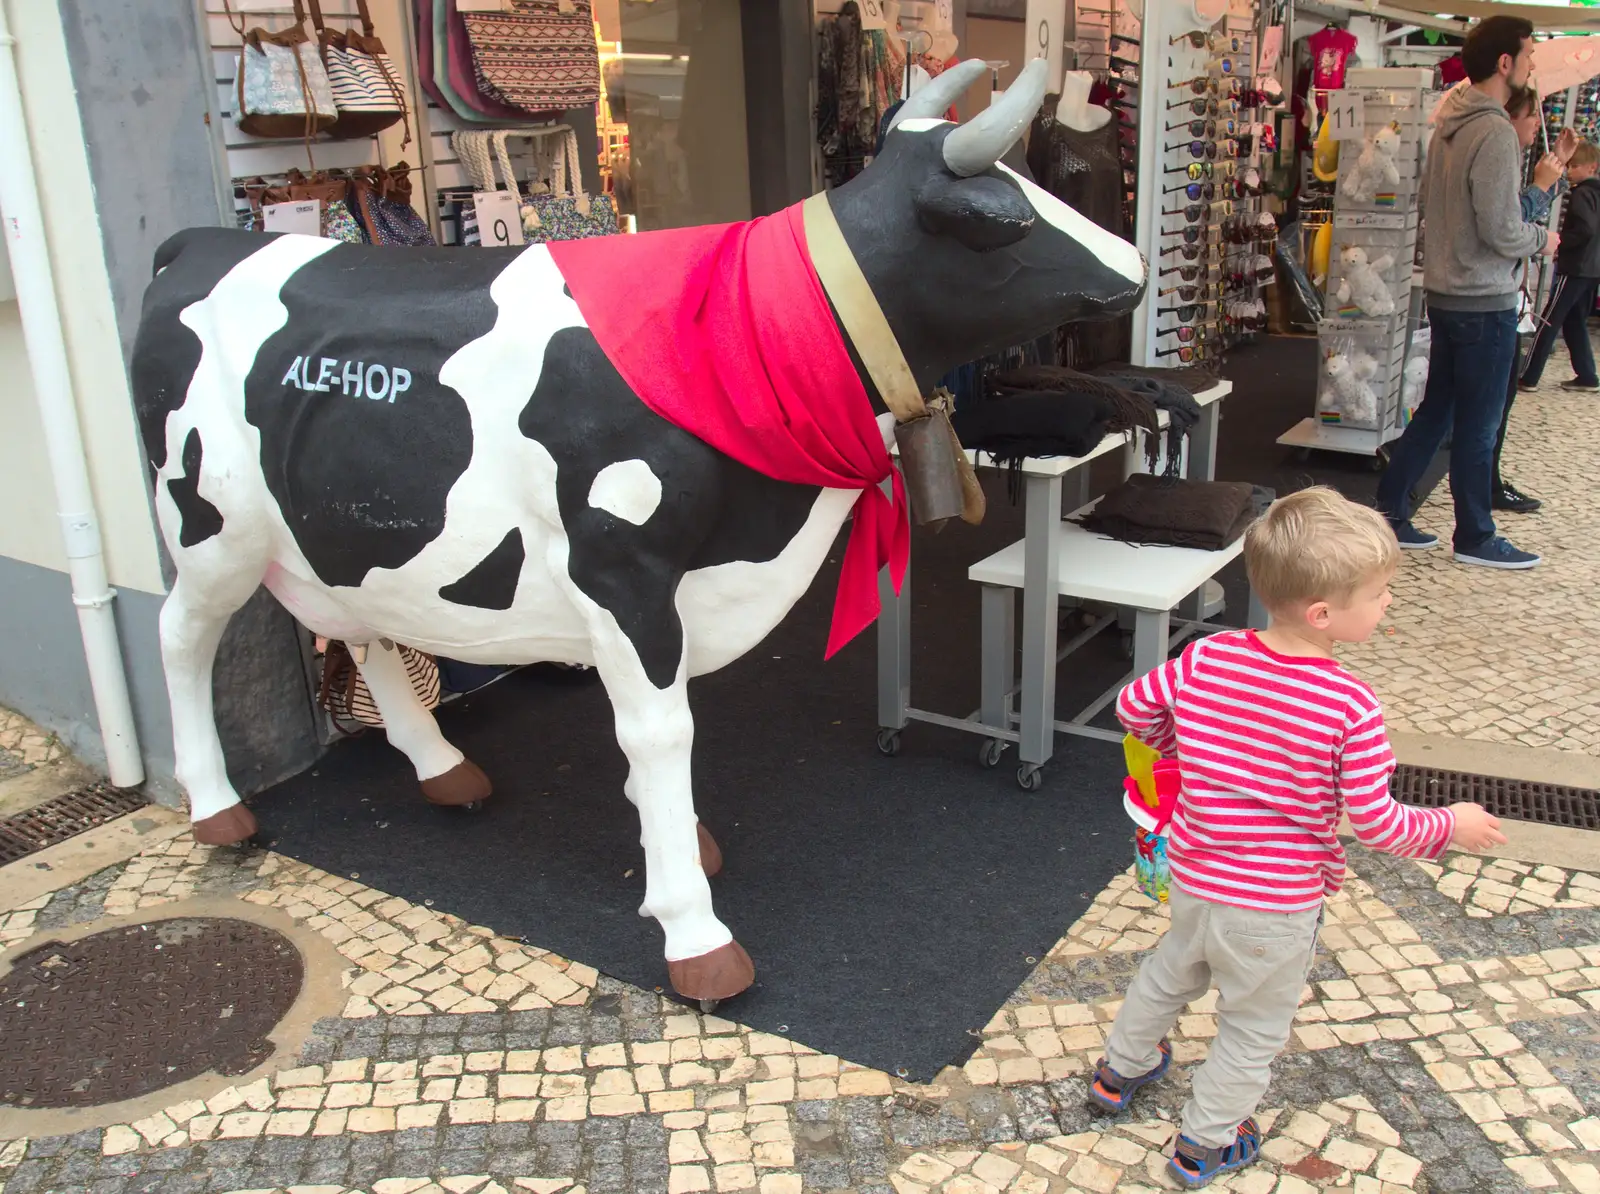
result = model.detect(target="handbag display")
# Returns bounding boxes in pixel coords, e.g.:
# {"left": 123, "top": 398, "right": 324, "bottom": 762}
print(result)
{"left": 460, "top": 0, "right": 603, "bottom": 115}
{"left": 311, "top": 0, "right": 410, "bottom": 144}
{"left": 418, "top": 0, "right": 538, "bottom": 124}
{"left": 243, "top": 169, "right": 368, "bottom": 243}
{"left": 518, "top": 127, "right": 618, "bottom": 242}
{"left": 350, "top": 163, "right": 437, "bottom": 246}
{"left": 226, "top": 0, "right": 338, "bottom": 141}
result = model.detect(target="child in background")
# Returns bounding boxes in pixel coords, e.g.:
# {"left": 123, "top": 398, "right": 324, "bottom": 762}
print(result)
{"left": 1087, "top": 487, "right": 1506, "bottom": 1188}
{"left": 1520, "top": 139, "right": 1600, "bottom": 393}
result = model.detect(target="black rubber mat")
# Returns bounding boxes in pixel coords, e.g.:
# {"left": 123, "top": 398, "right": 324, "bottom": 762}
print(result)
{"left": 1393, "top": 764, "right": 1600, "bottom": 831}
{"left": 253, "top": 477, "right": 1131, "bottom": 1083}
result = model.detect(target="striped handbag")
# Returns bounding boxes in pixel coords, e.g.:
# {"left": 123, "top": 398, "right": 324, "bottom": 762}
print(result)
{"left": 318, "top": 639, "right": 441, "bottom": 732}
{"left": 459, "top": 0, "right": 602, "bottom": 115}
{"left": 311, "top": 0, "right": 410, "bottom": 143}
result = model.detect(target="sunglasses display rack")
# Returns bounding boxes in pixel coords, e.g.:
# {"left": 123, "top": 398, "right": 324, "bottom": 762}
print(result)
{"left": 1278, "top": 68, "right": 1434, "bottom": 464}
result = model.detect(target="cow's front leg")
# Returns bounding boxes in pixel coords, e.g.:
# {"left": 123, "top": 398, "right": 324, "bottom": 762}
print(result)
{"left": 587, "top": 611, "right": 752, "bottom": 1003}
{"left": 352, "top": 642, "right": 492, "bottom": 806}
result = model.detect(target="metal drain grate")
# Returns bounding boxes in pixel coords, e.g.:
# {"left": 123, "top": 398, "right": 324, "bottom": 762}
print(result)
{"left": 0, "top": 784, "right": 150, "bottom": 865}
{"left": 1392, "top": 765, "right": 1600, "bottom": 831}
{"left": 0, "top": 918, "right": 303, "bottom": 1107}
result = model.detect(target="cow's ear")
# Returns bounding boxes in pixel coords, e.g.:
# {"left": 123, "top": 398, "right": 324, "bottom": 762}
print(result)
{"left": 913, "top": 173, "right": 1035, "bottom": 252}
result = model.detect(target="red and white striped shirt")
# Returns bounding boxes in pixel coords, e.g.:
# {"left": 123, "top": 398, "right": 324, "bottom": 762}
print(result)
{"left": 1117, "top": 630, "right": 1453, "bottom": 912}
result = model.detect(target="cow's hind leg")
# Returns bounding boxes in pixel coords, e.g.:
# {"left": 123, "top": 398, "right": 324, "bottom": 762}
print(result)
{"left": 352, "top": 642, "right": 491, "bottom": 806}
{"left": 588, "top": 618, "right": 751, "bottom": 1003}
{"left": 161, "top": 573, "right": 264, "bottom": 845}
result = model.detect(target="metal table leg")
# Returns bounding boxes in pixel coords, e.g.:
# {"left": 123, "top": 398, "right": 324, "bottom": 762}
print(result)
{"left": 877, "top": 548, "right": 911, "bottom": 737}
{"left": 1018, "top": 472, "right": 1063, "bottom": 778}
{"left": 1132, "top": 608, "right": 1172, "bottom": 678}
{"left": 979, "top": 584, "right": 1015, "bottom": 740}
{"left": 1184, "top": 400, "right": 1225, "bottom": 622}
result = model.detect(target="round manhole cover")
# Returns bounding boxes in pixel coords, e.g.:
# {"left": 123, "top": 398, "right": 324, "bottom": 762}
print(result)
{"left": 0, "top": 917, "right": 304, "bottom": 1108}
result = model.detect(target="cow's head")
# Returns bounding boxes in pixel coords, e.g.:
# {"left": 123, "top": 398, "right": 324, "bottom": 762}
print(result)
{"left": 827, "top": 58, "right": 1147, "bottom": 393}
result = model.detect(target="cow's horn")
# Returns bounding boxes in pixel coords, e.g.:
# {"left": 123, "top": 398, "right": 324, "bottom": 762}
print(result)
{"left": 887, "top": 58, "right": 989, "bottom": 132}
{"left": 942, "top": 58, "right": 1049, "bottom": 178}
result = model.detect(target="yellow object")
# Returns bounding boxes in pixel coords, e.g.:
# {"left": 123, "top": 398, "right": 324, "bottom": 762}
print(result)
{"left": 1312, "top": 219, "right": 1332, "bottom": 282}
{"left": 1312, "top": 108, "right": 1341, "bottom": 182}
{"left": 1123, "top": 734, "right": 1162, "bottom": 808}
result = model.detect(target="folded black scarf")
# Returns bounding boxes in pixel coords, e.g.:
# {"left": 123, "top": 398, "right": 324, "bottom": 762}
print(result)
{"left": 1079, "top": 474, "right": 1260, "bottom": 551}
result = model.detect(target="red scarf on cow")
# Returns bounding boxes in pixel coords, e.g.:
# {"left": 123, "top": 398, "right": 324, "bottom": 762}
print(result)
{"left": 548, "top": 204, "right": 909, "bottom": 660}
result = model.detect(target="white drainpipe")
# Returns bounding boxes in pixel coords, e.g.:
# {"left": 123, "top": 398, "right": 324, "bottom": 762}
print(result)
{"left": 0, "top": 2, "right": 144, "bottom": 788}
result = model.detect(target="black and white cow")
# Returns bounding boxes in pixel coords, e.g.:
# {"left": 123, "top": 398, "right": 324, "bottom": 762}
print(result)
{"left": 131, "top": 60, "right": 1144, "bottom": 1003}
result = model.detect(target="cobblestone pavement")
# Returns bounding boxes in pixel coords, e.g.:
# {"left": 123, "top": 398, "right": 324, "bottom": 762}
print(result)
{"left": 1342, "top": 357, "right": 1600, "bottom": 755}
{"left": 0, "top": 707, "right": 65, "bottom": 783}
{"left": 0, "top": 824, "right": 1596, "bottom": 1194}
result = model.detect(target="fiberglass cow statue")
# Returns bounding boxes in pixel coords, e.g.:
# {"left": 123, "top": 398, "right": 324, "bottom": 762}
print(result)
{"left": 132, "top": 58, "right": 1145, "bottom": 1006}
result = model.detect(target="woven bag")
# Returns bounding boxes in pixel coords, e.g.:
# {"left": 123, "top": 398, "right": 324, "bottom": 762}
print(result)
{"left": 460, "top": 0, "right": 602, "bottom": 115}
{"left": 311, "top": 0, "right": 410, "bottom": 144}
{"left": 227, "top": 0, "right": 338, "bottom": 141}
{"left": 318, "top": 640, "right": 441, "bottom": 731}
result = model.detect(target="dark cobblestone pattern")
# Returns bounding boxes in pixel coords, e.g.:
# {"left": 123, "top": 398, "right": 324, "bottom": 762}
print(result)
{"left": 31, "top": 866, "right": 119, "bottom": 933}
{"left": 1351, "top": 848, "right": 1600, "bottom": 958}
{"left": 1511, "top": 1013, "right": 1600, "bottom": 1117}
{"left": 2, "top": 1117, "right": 669, "bottom": 1194}
{"left": 1019, "top": 952, "right": 1146, "bottom": 1005}
{"left": 3, "top": 992, "right": 669, "bottom": 1194}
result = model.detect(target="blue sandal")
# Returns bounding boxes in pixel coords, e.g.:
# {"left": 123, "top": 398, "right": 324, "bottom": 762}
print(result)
{"left": 1087, "top": 1037, "right": 1171, "bottom": 1113}
{"left": 1167, "top": 1117, "right": 1262, "bottom": 1188}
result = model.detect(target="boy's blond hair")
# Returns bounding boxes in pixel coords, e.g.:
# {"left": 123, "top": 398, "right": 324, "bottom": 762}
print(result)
{"left": 1571, "top": 140, "right": 1600, "bottom": 170}
{"left": 1244, "top": 486, "right": 1399, "bottom": 610}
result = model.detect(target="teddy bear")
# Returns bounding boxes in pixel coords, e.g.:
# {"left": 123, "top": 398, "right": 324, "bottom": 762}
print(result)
{"left": 1339, "top": 122, "right": 1403, "bottom": 203}
{"left": 1322, "top": 350, "right": 1379, "bottom": 426}
{"left": 1334, "top": 244, "right": 1397, "bottom": 316}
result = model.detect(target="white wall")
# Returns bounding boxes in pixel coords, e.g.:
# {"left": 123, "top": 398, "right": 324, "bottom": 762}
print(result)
{"left": 0, "top": 0, "right": 166, "bottom": 597}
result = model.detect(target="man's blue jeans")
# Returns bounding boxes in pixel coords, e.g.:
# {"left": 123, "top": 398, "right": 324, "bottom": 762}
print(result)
{"left": 1376, "top": 306, "right": 1517, "bottom": 551}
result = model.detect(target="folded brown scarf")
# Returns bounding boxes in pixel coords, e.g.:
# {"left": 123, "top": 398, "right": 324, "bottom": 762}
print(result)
{"left": 1080, "top": 475, "right": 1259, "bottom": 551}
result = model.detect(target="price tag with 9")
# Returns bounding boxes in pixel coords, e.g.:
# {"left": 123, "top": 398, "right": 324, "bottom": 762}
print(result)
{"left": 1326, "top": 90, "right": 1365, "bottom": 141}
{"left": 472, "top": 191, "right": 525, "bottom": 248}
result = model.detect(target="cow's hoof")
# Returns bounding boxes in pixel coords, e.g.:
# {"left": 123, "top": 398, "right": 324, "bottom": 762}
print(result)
{"left": 668, "top": 941, "right": 755, "bottom": 1003}
{"left": 192, "top": 804, "right": 258, "bottom": 846}
{"left": 421, "top": 759, "right": 493, "bottom": 807}
{"left": 697, "top": 822, "right": 722, "bottom": 878}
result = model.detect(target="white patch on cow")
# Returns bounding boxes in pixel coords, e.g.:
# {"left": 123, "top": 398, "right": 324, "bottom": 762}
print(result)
{"left": 996, "top": 163, "right": 1145, "bottom": 284}
{"left": 588, "top": 459, "right": 662, "bottom": 526}
{"left": 889, "top": 118, "right": 1145, "bottom": 285}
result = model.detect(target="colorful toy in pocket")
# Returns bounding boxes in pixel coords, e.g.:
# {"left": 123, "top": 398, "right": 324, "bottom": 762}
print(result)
{"left": 1122, "top": 734, "right": 1181, "bottom": 903}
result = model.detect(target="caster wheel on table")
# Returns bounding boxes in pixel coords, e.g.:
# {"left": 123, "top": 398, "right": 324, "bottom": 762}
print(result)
{"left": 1292, "top": 446, "right": 1312, "bottom": 464}
{"left": 456, "top": 801, "right": 483, "bottom": 813}
{"left": 876, "top": 729, "right": 903, "bottom": 757}
{"left": 1119, "top": 631, "right": 1134, "bottom": 660}
{"left": 978, "top": 739, "right": 1006, "bottom": 769}
{"left": 1017, "top": 764, "right": 1044, "bottom": 792}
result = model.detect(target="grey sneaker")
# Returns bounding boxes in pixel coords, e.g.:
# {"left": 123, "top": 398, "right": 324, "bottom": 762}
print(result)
{"left": 1559, "top": 378, "right": 1599, "bottom": 393}
{"left": 1391, "top": 521, "right": 1440, "bottom": 550}
{"left": 1455, "top": 537, "right": 1541, "bottom": 569}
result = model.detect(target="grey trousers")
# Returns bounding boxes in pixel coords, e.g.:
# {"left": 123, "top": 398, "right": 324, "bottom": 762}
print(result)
{"left": 1104, "top": 884, "right": 1323, "bottom": 1148}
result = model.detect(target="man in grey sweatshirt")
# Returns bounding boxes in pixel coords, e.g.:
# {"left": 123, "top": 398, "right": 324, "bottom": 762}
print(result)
{"left": 1375, "top": 14, "right": 1555, "bottom": 569}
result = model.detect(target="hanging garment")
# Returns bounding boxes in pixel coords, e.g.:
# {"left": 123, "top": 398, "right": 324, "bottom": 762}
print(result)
{"left": 548, "top": 203, "right": 908, "bottom": 658}
{"left": 1309, "top": 26, "right": 1358, "bottom": 101}
{"left": 1026, "top": 103, "right": 1131, "bottom": 370}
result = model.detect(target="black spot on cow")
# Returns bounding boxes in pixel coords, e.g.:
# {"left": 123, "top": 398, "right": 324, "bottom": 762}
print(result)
{"left": 244, "top": 242, "right": 519, "bottom": 587}
{"left": 167, "top": 428, "right": 224, "bottom": 548}
{"left": 131, "top": 228, "right": 286, "bottom": 473}
{"left": 440, "top": 528, "right": 525, "bottom": 610}
{"left": 563, "top": 283, "right": 573, "bottom": 299}
{"left": 519, "top": 328, "right": 818, "bottom": 689}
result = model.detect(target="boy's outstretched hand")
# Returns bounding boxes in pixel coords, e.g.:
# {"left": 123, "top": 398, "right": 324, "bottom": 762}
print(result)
{"left": 1450, "top": 802, "right": 1508, "bottom": 851}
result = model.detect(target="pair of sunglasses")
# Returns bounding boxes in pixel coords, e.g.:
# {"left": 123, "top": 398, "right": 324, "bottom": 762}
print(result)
{"left": 1168, "top": 96, "right": 1240, "bottom": 117}
{"left": 1161, "top": 241, "right": 1224, "bottom": 261}
{"left": 1165, "top": 180, "right": 1215, "bottom": 201}
{"left": 1166, "top": 118, "right": 1218, "bottom": 138}
{"left": 1155, "top": 343, "right": 1211, "bottom": 362}
{"left": 1158, "top": 263, "right": 1218, "bottom": 282}
{"left": 1159, "top": 301, "right": 1217, "bottom": 321}
{"left": 1174, "top": 75, "right": 1242, "bottom": 96}
{"left": 1159, "top": 282, "right": 1222, "bottom": 303}
{"left": 1162, "top": 202, "right": 1211, "bottom": 223}
{"left": 1164, "top": 161, "right": 1215, "bottom": 180}
{"left": 1170, "top": 30, "right": 1242, "bottom": 52}
{"left": 1175, "top": 224, "right": 1220, "bottom": 245}
{"left": 1170, "top": 139, "right": 1218, "bottom": 161}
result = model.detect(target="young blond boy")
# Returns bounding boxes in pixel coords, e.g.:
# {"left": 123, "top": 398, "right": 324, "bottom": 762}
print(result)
{"left": 1088, "top": 487, "right": 1505, "bottom": 1188}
